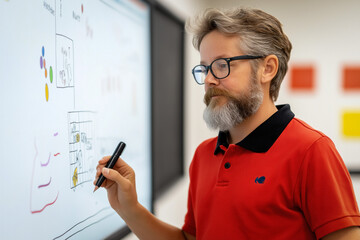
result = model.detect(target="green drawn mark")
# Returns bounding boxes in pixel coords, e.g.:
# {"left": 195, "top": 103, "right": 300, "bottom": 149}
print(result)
{"left": 50, "top": 66, "right": 53, "bottom": 83}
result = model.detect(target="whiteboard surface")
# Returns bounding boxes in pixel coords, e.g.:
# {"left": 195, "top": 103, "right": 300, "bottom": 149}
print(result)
{"left": 0, "top": 0, "right": 151, "bottom": 239}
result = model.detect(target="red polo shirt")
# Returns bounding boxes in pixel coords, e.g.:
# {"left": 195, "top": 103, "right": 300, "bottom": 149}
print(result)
{"left": 182, "top": 104, "right": 360, "bottom": 239}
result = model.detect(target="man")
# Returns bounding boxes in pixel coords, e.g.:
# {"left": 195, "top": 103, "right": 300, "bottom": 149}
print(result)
{"left": 94, "top": 8, "right": 360, "bottom": 240}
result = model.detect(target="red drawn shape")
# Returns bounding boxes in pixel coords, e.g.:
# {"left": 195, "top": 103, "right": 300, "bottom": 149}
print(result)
{"left": 31, "top": 192, "right": 59, "bottom": 214}
{"left": 38, "top": 177, "right": 52, "bottom": 188}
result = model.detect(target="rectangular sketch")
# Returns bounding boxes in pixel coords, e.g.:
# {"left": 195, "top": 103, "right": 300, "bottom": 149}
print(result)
{"left": 68, "top": 111, "right": 95, "bottom": 190}
{"left": 56, "top": 34, "right": 74, "bottom": 88}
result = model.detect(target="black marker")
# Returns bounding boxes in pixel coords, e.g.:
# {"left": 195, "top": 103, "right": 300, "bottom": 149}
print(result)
{"left": 93, "top": 141, "right": 126, "bottom": 192}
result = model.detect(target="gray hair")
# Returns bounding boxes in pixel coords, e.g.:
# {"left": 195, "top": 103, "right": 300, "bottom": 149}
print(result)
{"left": 186, "top": 8, "right": 292, "bottom": 101}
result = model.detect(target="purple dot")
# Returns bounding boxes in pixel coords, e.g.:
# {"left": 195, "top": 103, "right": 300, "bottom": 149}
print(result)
{"left": 40, "top": 56, "right": 43, "bottom": 69}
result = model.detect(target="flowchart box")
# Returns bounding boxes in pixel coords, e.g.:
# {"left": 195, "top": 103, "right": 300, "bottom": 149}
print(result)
{"left": 56, "top": 34, "right": 74, "bottom": 88}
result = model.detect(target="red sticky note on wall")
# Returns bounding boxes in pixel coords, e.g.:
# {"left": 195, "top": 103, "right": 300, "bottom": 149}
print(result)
{"left": 290, "top": 66, "right": 315, "bottom": 90}
{"left": 343, "top": 66, "right": 360, "bottom": 90}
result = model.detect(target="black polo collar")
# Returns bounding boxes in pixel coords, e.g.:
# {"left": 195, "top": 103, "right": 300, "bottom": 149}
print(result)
{"left": 214, "top": 104, "right": 295, "bottom": 155}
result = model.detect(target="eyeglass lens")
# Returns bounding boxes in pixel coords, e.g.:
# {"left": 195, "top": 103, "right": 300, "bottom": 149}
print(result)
{"left": 211, "top": 59, "right": 228, "bottom": 79}
{"left": 193, "top": 66, "right": 207, "bottom": 84}
{"left": 193, "top": 58, "right": 229, "bottom": 84}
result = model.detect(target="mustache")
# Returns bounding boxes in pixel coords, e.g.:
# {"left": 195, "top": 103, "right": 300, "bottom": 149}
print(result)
{"left": 204, "top": 88, "right": 232, "bottom": 106}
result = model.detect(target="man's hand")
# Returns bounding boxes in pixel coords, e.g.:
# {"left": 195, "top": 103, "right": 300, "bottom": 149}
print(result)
{"left": 94, "top": 156, "right": 195, "bottom": 240}
{"left": 94, "top": 156, "right": 138, "bottom": 216}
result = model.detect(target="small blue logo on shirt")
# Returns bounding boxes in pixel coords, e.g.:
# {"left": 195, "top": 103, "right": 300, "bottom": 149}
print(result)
{"left": 255, "top": 176, "right": 265, "bottom": 184}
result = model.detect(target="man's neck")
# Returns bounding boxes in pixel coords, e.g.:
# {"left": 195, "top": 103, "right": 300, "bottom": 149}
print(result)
{"left": 228, "top": 100, "right": 278, "bottom": 144}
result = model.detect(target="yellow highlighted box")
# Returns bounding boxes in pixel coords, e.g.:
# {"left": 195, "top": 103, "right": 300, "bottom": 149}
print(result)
{"left": 342, "top": 110, "right": 360, "bottom": 137}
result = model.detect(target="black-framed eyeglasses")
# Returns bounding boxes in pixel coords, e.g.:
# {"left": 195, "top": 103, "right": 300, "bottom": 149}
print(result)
{"left": 191, "top": 55, "right": 265, "bottom": 85}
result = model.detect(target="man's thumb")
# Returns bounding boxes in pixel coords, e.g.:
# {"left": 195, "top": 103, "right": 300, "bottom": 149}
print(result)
{"left": 102, "top": 167, "right": 127, "bottom": 186}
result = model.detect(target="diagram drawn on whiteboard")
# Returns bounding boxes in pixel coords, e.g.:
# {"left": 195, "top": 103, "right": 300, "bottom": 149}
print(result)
{"left": 56, "top": 34, "right": 74, "bottom": 88}
{"left": 68, "top": 111, "right": 95, "bottom": 190}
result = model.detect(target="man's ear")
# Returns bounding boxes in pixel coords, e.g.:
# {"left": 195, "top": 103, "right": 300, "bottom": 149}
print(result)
{"left": 260, "top": 55, "right": 279, "bottom": 84}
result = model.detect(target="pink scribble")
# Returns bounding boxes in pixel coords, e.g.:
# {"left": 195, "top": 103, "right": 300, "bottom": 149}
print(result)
{"left": 40, "top": 152, "right": 51, "bottom": 167}
{"left": 31, "top": 192, "right": 59, "bottom": 214}
{"left": 30, "top": 139, "right": 59, "bottom": 214}
{"left": 38, "top": 177, "right": 52, "bottom": 188}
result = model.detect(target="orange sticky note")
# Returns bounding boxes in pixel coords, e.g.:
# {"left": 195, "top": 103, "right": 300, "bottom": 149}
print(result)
{"left": 290, "top": 66, "right": 315, "bottom": 90}
{"left": 343, "top": 66, "right": 360, "bottom": 90}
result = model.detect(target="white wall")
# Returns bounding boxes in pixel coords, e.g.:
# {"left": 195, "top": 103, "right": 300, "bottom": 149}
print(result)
{"left": 124, "top": 0, "right": 360, "bottom": 239}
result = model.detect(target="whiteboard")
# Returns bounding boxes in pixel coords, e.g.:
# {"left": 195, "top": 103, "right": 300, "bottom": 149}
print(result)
{"left": 0, "top": 0, "right": 151, "bottom": 239}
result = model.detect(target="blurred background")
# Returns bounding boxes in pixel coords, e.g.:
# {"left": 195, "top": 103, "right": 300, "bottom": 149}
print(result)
{"left": 2, "top": 0, "right": 359, "bottom": 239}
{"left": 126, "top": 0, "right": 360, "bottom": 239}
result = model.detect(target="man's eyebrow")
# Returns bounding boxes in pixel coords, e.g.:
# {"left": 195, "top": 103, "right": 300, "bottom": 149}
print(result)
{"left": 200, "top": 55, "right": 230, "bottom": 65}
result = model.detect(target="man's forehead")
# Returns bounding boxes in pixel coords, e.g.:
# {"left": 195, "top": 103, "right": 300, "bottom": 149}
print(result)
{"left": 199, "top": 31, "right": 243, "bottom": 63}
{"left": 200, "top": 31, "right": 240, "bottom": 47}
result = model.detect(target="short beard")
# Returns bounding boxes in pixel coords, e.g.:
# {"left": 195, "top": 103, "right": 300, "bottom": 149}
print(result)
{"left": 203, "top": 75, "right": 263, "bottom": 131}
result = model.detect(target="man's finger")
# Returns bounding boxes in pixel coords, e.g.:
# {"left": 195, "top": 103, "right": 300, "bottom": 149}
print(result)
{"left": 99, "top": 156, "right": 111, "bottom": 164}
{"left": 101, "top": 167, "right": 129, "bottom": 190}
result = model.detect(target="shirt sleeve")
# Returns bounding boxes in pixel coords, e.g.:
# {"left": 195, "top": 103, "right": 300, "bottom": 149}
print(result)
{"left": 295, "top": 136, "right": 360, "bottom": 239}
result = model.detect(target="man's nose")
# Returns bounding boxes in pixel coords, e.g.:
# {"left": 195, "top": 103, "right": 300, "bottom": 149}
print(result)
{"left": 204, "top": 70, "right": 220, "bottom": 87}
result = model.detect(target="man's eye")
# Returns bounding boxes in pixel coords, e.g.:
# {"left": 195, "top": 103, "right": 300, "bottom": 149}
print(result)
{"left": 219, "top": 64, "right": 227, "bottom": 69}
{"left": 215, "top": 63, "right": 227, "bottom": 70}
